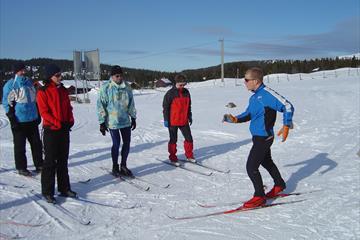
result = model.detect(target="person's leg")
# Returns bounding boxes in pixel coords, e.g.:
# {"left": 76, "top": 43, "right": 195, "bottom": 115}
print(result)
{"left": 168, "top": 126, "right": 178, "bottom": 161}
{"left": 120, "top": 126, "right": 131, "bottom": 167}
{"left": 12, "top": 127, "right": 28, "bottom": 171}
{"left": 246, "top": 136, "right": 270, "bottom": 197}
{"left": 25, "top": 124, "right": 43, "bottom": 169}
{"left": 109, "top": 129, "right": 121, "bottom": 166}
{"left": 56, "top": 130, "right": 71, "bottom": 194}
{"left": 41, "top": 130, "right": 57, "bottom": 197}
{"left": 179, "top": 125, "right": 194, "bottom": 159}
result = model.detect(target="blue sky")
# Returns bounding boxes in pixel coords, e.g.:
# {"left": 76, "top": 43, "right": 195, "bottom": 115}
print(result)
{"left": 1, "top": 0, "right": 359, "bottom": 71}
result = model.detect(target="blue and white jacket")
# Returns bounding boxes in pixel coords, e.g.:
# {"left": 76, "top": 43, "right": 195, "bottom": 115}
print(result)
{"left": 236, "top": 84, "right": 294, "bottom": 137}
{"left": 2, "top": 75, "right": 39, "bottom": 123}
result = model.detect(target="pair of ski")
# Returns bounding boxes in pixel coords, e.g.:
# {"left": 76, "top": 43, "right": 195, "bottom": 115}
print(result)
{"left": 167, "top": 192, "right": 308, "bottom": 220}
{"left": 101, "top": 167, "right": 170, "bottom": 191}
{"left": 156, "top": 158, "right": 230, "bottom": 176}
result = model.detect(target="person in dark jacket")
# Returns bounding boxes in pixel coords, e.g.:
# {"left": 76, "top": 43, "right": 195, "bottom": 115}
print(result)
{"left": 2, "top": 63, "right": 43, "bottom": 176}
{"left": 36, "top": 64, "right": 76, "bottom": 203}
{"left": 163, "top": 74, "right": 195, "bottom": 166}
{"left": 223, "top": 67, "right": 294, "bottom": 209}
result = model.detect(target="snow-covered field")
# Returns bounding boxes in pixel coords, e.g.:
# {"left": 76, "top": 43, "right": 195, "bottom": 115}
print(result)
{"left": 0, "top": 68, "right": 359, "bottom": 240}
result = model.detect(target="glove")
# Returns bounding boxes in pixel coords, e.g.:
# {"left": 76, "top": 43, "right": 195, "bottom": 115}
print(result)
{"left": 6, "top": 102, "right": 19, "bottom": 130}
{"left": 61, "top": 122, "right": 72, "bottom": 131}
{"left": 100, "top": 123, "right": 108, "bottom": 136}
{"left": 277, "top": 125, "right": 290, "bottom": 142}
{"left": 131, "top": 118, "right": 136, "bottom": 131}
{"left": 164, "top": 121, "right": 169, "bottom": 128}
{"left": 189, "top": 117, "right": 193, "bottom": 126}
{"left": 222, "top": 114, "right": 238, "bottom": 123}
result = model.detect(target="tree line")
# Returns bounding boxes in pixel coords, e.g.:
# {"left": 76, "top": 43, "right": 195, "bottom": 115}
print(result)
{"left": 1, "top": 56, "right": 359, "bottom": 87}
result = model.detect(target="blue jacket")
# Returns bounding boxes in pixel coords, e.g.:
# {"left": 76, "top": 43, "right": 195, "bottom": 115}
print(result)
{"left": 236, "top": 84, "right": 294, "bottom": 137}
{"left": 2, "top": 75, "right": 39, "bottom": 123}
{"left": 96, "top": 79, "right": 136, "bottom": 129}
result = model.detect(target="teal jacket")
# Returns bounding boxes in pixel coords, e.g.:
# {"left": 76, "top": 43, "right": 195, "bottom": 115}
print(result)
{"left": 96, "top": 79, "right": 136, "bottom": 129}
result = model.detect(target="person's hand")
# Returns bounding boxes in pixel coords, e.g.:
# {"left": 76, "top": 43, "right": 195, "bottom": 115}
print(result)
{"left": 189, "top": 118, "right": 193, "bottom": 126}
{"left": 222, "top": 114, "right": 237, "bottom": 123}
{"left": 100, "top": 123, "right": 108, "bottom": 136}
{"left": 131, "top": 118, "right": 136, "bottom": 131}
{"left": 164, "top": 121, "right": 169, "bottom": 128}
{"left": 6, "top": 102, "right": 19, "bottom": 130}
{"left": 277, "top": 125, "right": 290, "bottom": 142}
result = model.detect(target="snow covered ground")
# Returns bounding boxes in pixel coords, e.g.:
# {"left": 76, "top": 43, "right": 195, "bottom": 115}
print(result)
{"left": 0, "top": 68, "right": 359, "bottom": 240}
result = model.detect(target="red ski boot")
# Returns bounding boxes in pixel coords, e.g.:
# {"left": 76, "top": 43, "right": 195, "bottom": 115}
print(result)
{"left": 242, "top": 196, "right": 266, "bottom": 208}
{"left": 265, "top": 185, "right": 285, "bottom": 199}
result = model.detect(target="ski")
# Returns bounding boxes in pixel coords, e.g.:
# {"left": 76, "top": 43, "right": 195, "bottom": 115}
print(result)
{"left": 77, "top": 178, "right": 91, "bottom": 184}
{"left": 132, "top": 176, "right": 170, "bottom": 189}
{"left": 197, "top": 190, "right": 318, "bottom": 208}
{"left": 100, "top": 167, "right": 150, "bottom": 192}
{"left": 0, "top": 220, "right": 49, "bottom": 227}
{"left": 31, "top": 190, "right": 91, "bottom": 225}
{"left": 156, "top": 159, "right": 213, "bottom": 176}
{"left": 178, "top": 159, "right": 230, "bottom": 173}
{"left": 167, "top": 199, "right": 305, "bottom": 220}
{"left": 0, "top": 233, "right": 24, "bottom": 240}
{"left": 58, "top": 195, "right": 138, "bottom": 209}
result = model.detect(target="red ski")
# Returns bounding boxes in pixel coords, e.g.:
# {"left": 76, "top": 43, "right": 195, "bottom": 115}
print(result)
{"left": 167, "top": 199, "right": 305, "bottom": 220}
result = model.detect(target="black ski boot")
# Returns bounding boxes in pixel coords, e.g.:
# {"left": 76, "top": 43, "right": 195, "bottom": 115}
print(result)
{"left": 18, "top": 169, "right": 32, "bottom": 176}
{"left": 120, "top": 165, "right": 134, "bottom": 178}
{"left": 59, "top": 190, "right": 78, "bottom": 198}
{"left": 112, "top": 164, "right": 121, "bottom": 177}
{"left": 43, "top": 195, "right": 56, "bottom": 204}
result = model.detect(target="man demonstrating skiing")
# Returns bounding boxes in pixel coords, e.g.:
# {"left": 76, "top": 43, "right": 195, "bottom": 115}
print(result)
{"left": 223, "top": 67, "right": 294, "bottom": 208}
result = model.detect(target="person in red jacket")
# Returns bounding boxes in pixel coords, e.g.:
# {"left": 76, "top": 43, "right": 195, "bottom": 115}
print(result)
{"left": 36, "top": 64, "right": 76, "bottom": 204}
{"left": 163, "top": 74, "right": 195, "bottom": 166}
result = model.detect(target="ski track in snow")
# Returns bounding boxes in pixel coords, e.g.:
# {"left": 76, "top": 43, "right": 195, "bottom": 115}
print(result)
{"left": 0, "top": 68, "right": 359, "bottom": 240}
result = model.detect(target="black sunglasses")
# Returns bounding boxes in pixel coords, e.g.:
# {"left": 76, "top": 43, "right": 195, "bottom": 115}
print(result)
{"left": 244, "top": 78, "right": 255, "bottom": 82}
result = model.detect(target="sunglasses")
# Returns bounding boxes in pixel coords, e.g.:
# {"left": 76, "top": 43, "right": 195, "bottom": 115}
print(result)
{"left": 244, "top": 78, "right": 255, "bottom": 82}
{"left": 114, "top": 74, "right": 122, "bottom": 78}
{"left": 54, "top": 73, "right": 61, "bottom": 78}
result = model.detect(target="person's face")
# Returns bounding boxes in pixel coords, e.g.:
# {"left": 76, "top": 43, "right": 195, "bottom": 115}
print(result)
{"left": 244, "top": 73, "right": 260, "bottom": 91}
{"left": 16, "top": 69, "right": 26, "bottom": 76}
{"left": 50, "top": 72, "right": 62, "bottom": 85}
{"left": 176, "top": 82, "right": 187, "bottom": 89}
{"left": 112, "top": 74, "right": 123, "bottom": 84}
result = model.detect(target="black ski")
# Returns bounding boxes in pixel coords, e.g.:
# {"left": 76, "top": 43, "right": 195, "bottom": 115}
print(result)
{"left": 167, "top": 199, "right": 305, "bottom": 220}
{"left": 156, "top": 159, "right": 213, "bottom": 176}
{"left": 132, "top": 176, "right": 170, "bottom": 189}
{"left": 178, "top": 159, "right": 230, "bottom": 173}
{"left": 31, "top": 190, "right": 91, "bottom": 225}
{"left": 100, "top": 167, "right": 150, "bottom": 191}
{"left": 58, "top": 195, "right": 138, "bottom": 209}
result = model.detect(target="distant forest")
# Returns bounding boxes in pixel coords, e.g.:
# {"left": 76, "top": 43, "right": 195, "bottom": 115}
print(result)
{"left": 1, "top": 57, "right": 359, "bottom": 88}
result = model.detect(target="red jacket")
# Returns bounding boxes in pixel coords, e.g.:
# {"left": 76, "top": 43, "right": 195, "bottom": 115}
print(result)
{"left": 163, "top": 87, "right": 192, "bottom": 126}
{"left": 37, "top": 82, "right": 74, "bottom": 130}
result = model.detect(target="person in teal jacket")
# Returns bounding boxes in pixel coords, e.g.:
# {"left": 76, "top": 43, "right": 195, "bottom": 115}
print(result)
{"left": 97, "top": 65, "right": 137, "bottom": 178}
{"left": 2, "top": 63, "right": 43, "bottom": 176}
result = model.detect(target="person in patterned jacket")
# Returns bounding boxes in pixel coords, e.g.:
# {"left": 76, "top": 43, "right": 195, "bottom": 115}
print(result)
{"left": 97, "top": 65, "right": 137, "bottom": 178}
{"left": 223, "top": 67, "right": 294, "bottom": 209}
{"left": 163, "top": 74, "right": 195, "bottom": 166}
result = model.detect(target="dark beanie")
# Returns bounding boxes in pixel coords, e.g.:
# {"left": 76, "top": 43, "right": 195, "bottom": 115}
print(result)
{"left": 44, "top": 64, "right": 61, "bottom": 80}
{"left": 13, "top": 62, "right": 26, "bottom": 73}
{"left": 175, "top": 74, "right": 187, "bottom": 83}
{"left": 110, "top": 65, "right": 123, "bottom": 76}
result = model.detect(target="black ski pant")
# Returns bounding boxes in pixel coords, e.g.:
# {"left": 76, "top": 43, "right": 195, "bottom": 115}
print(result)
{"left": 11, "top": 122, "right": 43, "bottom": 170}
{"left": 246, "top": 136, "right": 286, "bottom": 197}
{"left": 168, "top": 124, "right": 193, "bottom": 144}
{"left": 109, "top": 127, "right": 131, "bottom": 167}
{"left": 41, "top": 128, "right": 71, "bottom": 196}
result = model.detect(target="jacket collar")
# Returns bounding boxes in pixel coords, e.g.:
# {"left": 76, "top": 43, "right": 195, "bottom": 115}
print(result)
{"left": 252, "top": 83, "right": 265, "bottom": 94}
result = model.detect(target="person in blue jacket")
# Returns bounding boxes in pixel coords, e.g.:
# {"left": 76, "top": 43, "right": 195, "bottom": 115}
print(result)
{"left": 2, "top": 63, "right": 43, "bottom": 176}
{"left": 223, "top": 67, "right": 294, "bottom": 208}
{"left": 97, "top": 65, "right": 137, "bottom": 178}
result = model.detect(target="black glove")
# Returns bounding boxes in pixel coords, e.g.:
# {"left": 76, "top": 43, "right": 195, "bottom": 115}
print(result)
{"left": 189, "top": 117, "right": 193, "bottom": 126}
{"left": 100, "top": 123, "right": 108, "bottom": 136}
{"left": 131, "top": 118, "right": 136, "bottom": 131}
{"left": 6, "top": 102, "right": 19, "bottom": 130}
{"left": 61, "top": 122, "right": 72, "bottom": 131}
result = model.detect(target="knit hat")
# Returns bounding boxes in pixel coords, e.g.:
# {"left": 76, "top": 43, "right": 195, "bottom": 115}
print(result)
{"left": 175, "top": 74, "right": 187, "bottom": 83}
{"left": 13, "top": 62, "right": 26, "bottom": 73}
{"left": 44, "top": 64, "right": 61, "bottom": 80}
{"left": 110, "top": 65, "right": 123, "bottom": 76}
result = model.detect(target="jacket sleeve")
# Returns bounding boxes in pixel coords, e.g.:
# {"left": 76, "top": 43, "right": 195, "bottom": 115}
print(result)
{"left": 96, "top": 86, "right": 108, "bottom": 124}
{"left": 267, "top": 93, "right": 294, "bottom": 127}
{"left": 64, "top": 88, "right": 74, "bottom": 125}
{"left": 36, "top": 89, "right": 61, "bottom": 129}
{"left": 236, "top": 105, "right": 251, "bottom": 123}
{"left": 162, "top": 90, "right": 172, "bottom": 122}
{"left": 188, "top": 90, "right": 192, "bottom": 121}
{"left": 127, "top": 88, "right": 137, "bottom": 119}
{"left": 2, "top": 81, "right": 11, "bottom": 113}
